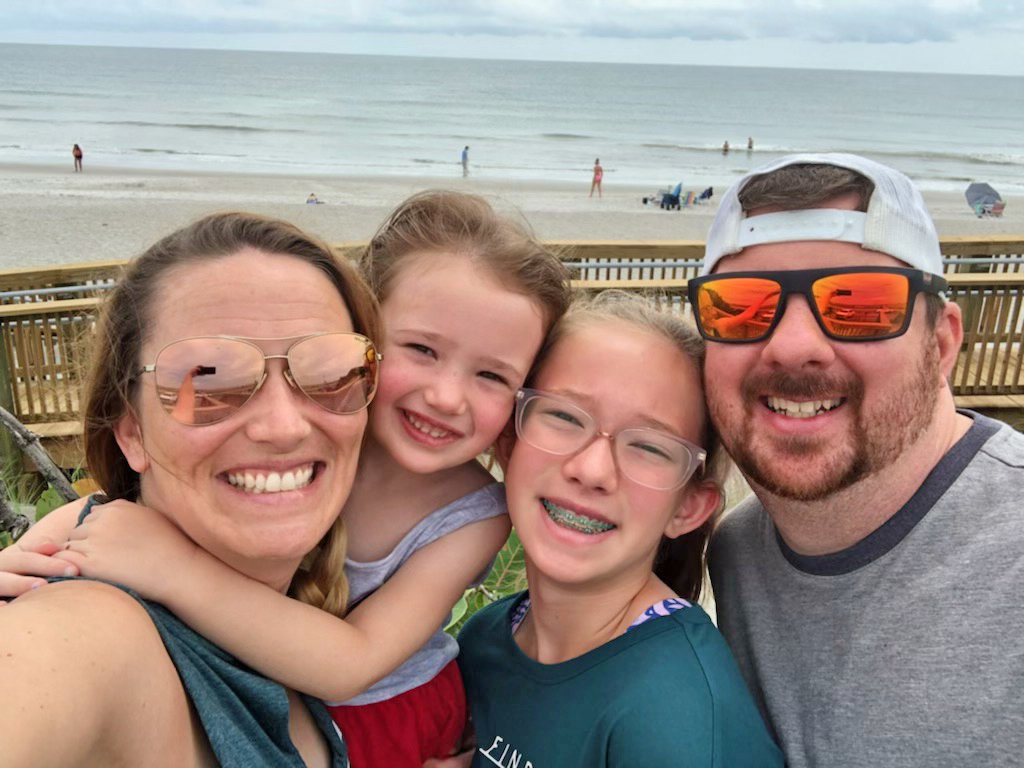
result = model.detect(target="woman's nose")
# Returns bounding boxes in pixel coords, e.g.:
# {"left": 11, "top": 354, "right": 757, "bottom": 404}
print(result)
{"left": 243, "top": 364, "right": 313, "bottom": 447}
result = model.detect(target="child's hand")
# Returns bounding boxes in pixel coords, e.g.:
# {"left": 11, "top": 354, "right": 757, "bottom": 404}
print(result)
{"left": 0, "top": 538, "right": 79, "bottom": 603}
{"left": 57, "top": 500, "right": 200, "bottom": 603}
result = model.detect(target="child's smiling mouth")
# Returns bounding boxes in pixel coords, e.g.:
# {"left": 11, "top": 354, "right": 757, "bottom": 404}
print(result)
{"left": 542, "top": 499, "right": 616, "bottom": 535}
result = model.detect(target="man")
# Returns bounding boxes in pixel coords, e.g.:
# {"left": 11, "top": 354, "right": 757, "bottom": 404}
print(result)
{"left": 695, "top": 153, "right": 1024, "bottom": 767}
{"left": 462, "top": 145, "right": 470, "bottom": 177}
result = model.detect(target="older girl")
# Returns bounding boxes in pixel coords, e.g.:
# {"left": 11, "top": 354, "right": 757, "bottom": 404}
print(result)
{"left": 456, "top": 292, "right": 782, "bottom": 766}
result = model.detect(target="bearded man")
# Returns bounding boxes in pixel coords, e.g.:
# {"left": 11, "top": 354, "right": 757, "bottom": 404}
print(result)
{"left": 696, "top": 153, "right": 1024, "bottom": 768}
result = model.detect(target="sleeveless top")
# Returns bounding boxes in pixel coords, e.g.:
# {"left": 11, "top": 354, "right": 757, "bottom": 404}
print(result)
{"left": 67, "top": 495, "right": 349, "bottom": 767}
{"left": 333, "top": 481, "right": 507, "bottom": 705}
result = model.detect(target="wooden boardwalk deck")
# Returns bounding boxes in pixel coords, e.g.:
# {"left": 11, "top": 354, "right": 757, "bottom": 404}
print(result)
{"left": 4, "top": 239, "right": 1024, "bottom": 467}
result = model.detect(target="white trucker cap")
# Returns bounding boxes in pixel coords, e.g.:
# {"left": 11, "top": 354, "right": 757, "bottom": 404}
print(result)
{"left": 703, "top": 153, "right": 942, "bottom": 276}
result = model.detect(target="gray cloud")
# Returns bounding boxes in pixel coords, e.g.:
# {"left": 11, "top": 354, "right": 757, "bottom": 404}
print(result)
{"left": 2, "top": 0, "right": 1021, "bottom": 44}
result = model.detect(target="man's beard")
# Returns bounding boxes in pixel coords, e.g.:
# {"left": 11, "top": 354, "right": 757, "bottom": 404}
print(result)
{"left": 716, "top": 342, "right": 941, "bottom": 502}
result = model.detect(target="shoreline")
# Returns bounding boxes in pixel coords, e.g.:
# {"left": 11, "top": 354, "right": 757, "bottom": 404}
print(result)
{"left": 1, "top": 163, "right": 1021, "bottom": 268}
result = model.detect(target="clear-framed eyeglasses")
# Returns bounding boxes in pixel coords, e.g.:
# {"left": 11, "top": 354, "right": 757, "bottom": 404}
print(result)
{"left": 514, "top": 388, "right": 707, "bottom": 490}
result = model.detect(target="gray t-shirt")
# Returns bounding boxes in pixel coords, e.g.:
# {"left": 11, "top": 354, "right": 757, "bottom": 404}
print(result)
{"left": 329, "top": 481, "right": 506, "bottom": 706}
{"left": 709, "top": 411, "right": 1024, "bottom": 768}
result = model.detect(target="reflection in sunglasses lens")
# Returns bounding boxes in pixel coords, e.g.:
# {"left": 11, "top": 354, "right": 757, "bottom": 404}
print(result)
{"left": 290, "top": 335, "right": 379, "bottom": 415}
{"left": 154, "top": 335, "right": 377, "bottom": 425}
{"left": 697, "top": 277, "right": 781, "bottom": 341}
{"left": 813, "top": 273, "right": 909, "bottom": 339}
{"left": 695, "top": 272, "right": 913, "bottom": 342}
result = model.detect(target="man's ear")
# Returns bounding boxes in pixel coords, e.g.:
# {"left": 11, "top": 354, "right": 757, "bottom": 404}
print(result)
{"left": 933, "top": 299, "right": 963, "bottom": 381}
{"left": 113, "top": 409, "right": 149, "bottom": 474}
{"left": 663, "top": 480, "right": 721, "bottom": 540}
{"left": 494, "top": 417, "right": 516, "bottom": 474}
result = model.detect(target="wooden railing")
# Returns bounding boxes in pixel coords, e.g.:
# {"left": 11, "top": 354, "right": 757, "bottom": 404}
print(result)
{"left": 0, "top": 260, "right": 123, "bottom": 305}
{"left": 4, "top": 237, "right": 1024, "bottom": 466}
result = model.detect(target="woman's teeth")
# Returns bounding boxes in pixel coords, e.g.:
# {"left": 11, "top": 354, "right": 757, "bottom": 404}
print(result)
{"left": 542, "top": 499, "right": 615, "bottom": 535}
{"left": 766, "top": 397, "right": 842, "bottom": 419}
{"left": 227, "top": 465, "right": 314, "bottom": 494}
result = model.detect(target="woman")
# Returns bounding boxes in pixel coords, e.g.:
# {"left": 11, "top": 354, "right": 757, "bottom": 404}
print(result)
{"left": 0, "top": 212, "right": 382, "bottom": 766}
{"left": 590, "top": 157, "right": 603, "bottom": 198}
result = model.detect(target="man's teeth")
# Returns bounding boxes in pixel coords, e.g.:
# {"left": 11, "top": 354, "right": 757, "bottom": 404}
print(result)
{"left": 406, "top": 411, "right": 453, "bottom": 439}
{"left": 542, "top": 499, "right": 615, "bottom": 535}
{"left": 766, "top": 397, "right": 842, "bottom": 419}
{"left": 226, "top": 465, "right": 314, "bottom": 494}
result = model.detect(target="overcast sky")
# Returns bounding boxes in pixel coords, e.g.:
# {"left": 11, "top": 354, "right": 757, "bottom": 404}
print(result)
{"left": 2, "top": 1, "right": 1022, "bottom": 76}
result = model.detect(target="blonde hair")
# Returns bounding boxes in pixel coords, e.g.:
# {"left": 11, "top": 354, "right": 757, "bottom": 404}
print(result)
{"left": 526, "top": 290, "right": 728, "bottom": 603}
{"left": 83, "top": 212, "right": 381, "bottom": 617}
{"left": 361, "top": 190, "right": 571, "bottom": 334}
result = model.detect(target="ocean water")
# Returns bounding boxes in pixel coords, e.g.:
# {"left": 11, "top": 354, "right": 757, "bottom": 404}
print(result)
{"left": 2, "top": 43, "right": 1023, "bottom": 193}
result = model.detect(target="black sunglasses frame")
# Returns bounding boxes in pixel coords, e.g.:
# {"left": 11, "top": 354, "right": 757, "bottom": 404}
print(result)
{"left": 687, "top": 266, "right": 948, "bottom": 344}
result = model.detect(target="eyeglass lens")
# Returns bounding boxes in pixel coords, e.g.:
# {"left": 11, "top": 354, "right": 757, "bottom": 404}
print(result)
{"left": 153, "top": 334, "right": 378, "bottom": 425}
{"left": 517, "top": 393, "right": 700, "bottom": 490}
{"left": 694, "top": 272, "right": 912, "bottom": 341}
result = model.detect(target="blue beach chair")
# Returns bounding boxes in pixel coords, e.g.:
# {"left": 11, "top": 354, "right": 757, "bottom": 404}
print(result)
{"left": 660, "top": 183, "right": 683, "bottom": 210}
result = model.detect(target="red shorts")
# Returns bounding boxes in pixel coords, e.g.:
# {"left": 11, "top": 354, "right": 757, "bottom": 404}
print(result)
{"left": 327, "top": 658, "right": 467, "bottom": 768}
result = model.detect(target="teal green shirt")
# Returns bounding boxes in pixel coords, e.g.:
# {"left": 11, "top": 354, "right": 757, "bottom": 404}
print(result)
{"left": 458, "top": 593, "right": 782, "bottom": 767}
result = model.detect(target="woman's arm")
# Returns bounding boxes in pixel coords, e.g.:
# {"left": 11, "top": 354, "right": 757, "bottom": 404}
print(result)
{"left": 61, "top": 501, "right": 511, "bottom": 701}
{"left": 0, "top": 498, "right": 86, "bottom": 600}
{"left": 0, "top": 580, "right": 201, "bottom": 766}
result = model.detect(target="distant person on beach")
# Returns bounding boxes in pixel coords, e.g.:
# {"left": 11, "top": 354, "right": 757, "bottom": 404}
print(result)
{"left": 589, "top": 157, "right": 603, "bottom": 198}
{"left": 694, "top": 152, "right": 1024, "bottom": 767}
{"left": 306, "top": 192, "right": 322, "bottom": 204}
{"left": 72, "top": 143, "right": 83, "bottom": 172}
{"left": 462, "top": 145, "right": 470, "bottom": 177}
{"left": 747, "top": 137, "right": 754, "bottom": 151}
{"left": 722, "top": 140, "right": 730, "bottom": 154}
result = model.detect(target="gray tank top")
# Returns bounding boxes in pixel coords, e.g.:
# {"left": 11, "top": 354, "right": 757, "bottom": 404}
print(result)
{"left": 332, "top": 482, "right": 507, "bottom": 705}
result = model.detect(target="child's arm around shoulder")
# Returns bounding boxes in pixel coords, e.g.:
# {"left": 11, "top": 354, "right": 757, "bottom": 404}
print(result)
{"left": 60, "top": 496, "right": 511, "bottom": 702}
{"left": 0, "top": 497, "right": 87, "bottom": 600}
{"left": 345, "top": 508, "right": 511, "bottom": 662}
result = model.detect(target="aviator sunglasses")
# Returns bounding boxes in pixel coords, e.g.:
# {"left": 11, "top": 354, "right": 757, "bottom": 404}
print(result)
{"left": 687, "top": 267, "right": 947, "bottom": 344}
{"left": 138, "top": 333, "right": 381, "bottom": 425}
{"left": 514, "top": 388, "right": 706, "bottom": 490}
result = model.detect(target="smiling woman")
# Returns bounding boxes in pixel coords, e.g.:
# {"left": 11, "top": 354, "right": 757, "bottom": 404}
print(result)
{"left": 0, "top": 212, "right": 381, "bottom": 767}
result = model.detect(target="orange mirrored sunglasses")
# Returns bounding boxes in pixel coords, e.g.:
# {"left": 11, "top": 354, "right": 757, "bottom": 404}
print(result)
{"left": 687, "top": 267, "right": 947, "bottom": 343}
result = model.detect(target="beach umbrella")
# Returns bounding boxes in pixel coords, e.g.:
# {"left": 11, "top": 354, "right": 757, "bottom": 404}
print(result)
{"left": 965, "top": 182, "right": 1002, "bottom": 209}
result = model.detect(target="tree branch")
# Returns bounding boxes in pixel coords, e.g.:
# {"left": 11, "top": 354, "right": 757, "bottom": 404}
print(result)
{"left": 0, "top": 407, "right": 77, "bottom": 502}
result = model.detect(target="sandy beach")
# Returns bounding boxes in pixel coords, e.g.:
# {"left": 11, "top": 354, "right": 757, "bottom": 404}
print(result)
{"left": 1, "top": 162, "right": 1021, "bottom": 268}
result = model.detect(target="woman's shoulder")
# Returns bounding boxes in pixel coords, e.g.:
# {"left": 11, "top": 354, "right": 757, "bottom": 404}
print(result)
{"left": 14, "top": 576, "right": 146, "bottom": 618}
{"left": 0, "top": 580, "right": 201, "bottom": 765}
{"left": 4, "top": 579, "right": 171, "bottom": 668}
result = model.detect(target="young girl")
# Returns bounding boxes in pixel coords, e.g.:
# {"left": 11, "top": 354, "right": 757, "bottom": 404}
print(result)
{"left": 1, "top": 191, "right": 571, "bottom": 767}
{"left": 455, "top": 292, "right": 782, "bottom": 766}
